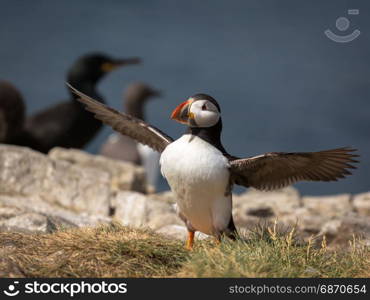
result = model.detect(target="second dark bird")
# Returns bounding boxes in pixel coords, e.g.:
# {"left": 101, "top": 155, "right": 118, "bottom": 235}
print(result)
{"left": 22, "top": 53, "right": 140, "bottom": 153}
{"left": 100, "top": 82, "right": 161, "bottom": 187}
{"left": 0, "top": 80, "right": 25, "bottom": 143}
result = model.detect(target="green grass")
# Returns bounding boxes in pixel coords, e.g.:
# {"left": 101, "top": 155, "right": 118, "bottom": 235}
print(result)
{"left": 0, "top": 222, "right": 369, "bottom": 278}
{"left": 180, "top": 223, "right": 370, "bottom": 277}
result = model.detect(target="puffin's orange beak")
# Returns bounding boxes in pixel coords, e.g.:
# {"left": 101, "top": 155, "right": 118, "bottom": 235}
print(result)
{"left": 171, "top": 98, "right": 194, "bottom": 124}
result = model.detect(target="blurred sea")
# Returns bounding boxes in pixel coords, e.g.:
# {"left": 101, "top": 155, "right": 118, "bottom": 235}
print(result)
{"left": 1, "top": 0, "right": 369, "bottom": 195}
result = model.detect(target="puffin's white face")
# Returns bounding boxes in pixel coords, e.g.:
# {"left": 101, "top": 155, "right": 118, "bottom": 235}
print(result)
{"left": 171, "top": 97, "right": 221, "bottom": 128}
{"left": 189, "top": 99, "right": 220, "bottom": 128}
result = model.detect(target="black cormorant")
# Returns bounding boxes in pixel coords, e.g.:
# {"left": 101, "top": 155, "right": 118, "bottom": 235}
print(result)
{"left": 0, "top": 80, "right": 25, "bottom": 143}
{"left": 23, "top": 53, "right": 140, "bottom": 152}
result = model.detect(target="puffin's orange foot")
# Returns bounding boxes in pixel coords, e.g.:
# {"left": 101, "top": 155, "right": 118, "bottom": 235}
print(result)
{"left": 185, "top": 231, "right": 195, "bottom": 251}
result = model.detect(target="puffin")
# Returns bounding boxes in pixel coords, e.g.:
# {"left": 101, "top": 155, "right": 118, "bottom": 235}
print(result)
{"left": 0, "top": 80, "right": 25, "bottom": 143}
{"left": 100, "top": 82, "right": 161, "bottom": 187}
{"left": 22, "top": 53, "right": 140, "bottom": 153}
{"left": 68, "top": 86, "right": 358, "bottom": 250}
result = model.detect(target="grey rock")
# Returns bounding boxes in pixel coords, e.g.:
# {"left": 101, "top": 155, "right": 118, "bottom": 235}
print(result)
{"left": 319, "top": 215, "right": 370, "bottom": 247}
{"left": 353, "top": 192, "right": 370, "bottom": 216}
{"left": 42, "top": 158, "right": 111, "bottom": 216}
{"left": 49, "top": 147, "right": 148, "bottom": 194}
{"left": 302, "top": 194, "right": 351, "bottom": 217}
{"left": 0, "top": 203, "right": 75, "bottom": 233}
{"left": 0, "top": 145, "right": 150, "bottom": 216}
{"left": 0, "top": 195, "right": 111, "bottom": 231}
{"left": 0, "top": 145, "right": 110, "bottom": 215}
{"left": 233, "top": 187, "right": 301, "bottom": 226}
{"left": 280, "top": 207, "right": 327, "bottom": 233}
{"left": 112, "top": 191, "right": 182, "bottom": 230}
{"left": 1, "top": 212, "right": 51, "bottom": 233}
{"left": 0, "top": 145, "right": 49, "bottom": 195}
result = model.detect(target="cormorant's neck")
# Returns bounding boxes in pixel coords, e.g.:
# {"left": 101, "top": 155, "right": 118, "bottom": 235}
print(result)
{"left": 124, "top": 97, "right": 145, "bottom": 120}
{"left": 67, "top": 71, "right": 104, "bottom": 103}
{"left": 186, "top": 120, "right": 228, "bottom": 154}
{"left": 68, "top": 78, "right": 105, "bottom": 104}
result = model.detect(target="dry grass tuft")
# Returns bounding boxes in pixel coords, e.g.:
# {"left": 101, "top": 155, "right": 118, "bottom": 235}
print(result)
{"left": 0, "top": 221, "right": 369, "bottom": 278}
{"left": 0, "top": 222, "right": 187, "bottom": 277}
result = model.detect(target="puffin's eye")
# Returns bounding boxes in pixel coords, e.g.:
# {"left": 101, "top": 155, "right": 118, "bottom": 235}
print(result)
{"left": 201, "top": 104, "right": 207, "bottom": 111}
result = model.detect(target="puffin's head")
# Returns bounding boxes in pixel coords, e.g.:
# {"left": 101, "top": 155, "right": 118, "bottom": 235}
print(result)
{"left": 171, "top": 94, "right": 221, "bottom": 128}
{"left": 67, "top": 53, "right": 141, "bottom": 84}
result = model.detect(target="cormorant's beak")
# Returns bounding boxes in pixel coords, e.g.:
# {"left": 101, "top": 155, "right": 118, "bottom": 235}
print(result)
{"left": 101, "top": 57, "right": 141, "bottom": 72}
{"left": 171, "top": 98, "right": 194, "bottom": 124}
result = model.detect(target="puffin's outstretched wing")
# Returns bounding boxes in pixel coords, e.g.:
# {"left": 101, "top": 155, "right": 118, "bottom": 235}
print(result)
{"left": 229, "top": 147, "right": 358, "bottom": 191}
{"left": 67, "top": 84, "right": 173, "bottom": 153}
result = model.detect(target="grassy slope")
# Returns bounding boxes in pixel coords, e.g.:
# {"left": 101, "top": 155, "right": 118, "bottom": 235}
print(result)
{"left": 0, "top": 223, "right": 369, "bottom": 278}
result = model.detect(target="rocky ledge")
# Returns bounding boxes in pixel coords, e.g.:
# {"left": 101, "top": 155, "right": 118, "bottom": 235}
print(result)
{"left": 0, "top": 145, "right": 369, "bottom": 248}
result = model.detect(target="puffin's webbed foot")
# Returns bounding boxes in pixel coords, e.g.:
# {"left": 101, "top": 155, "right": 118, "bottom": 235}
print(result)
{"left": 185, "top": 231, "right": 195, "bottom": 250}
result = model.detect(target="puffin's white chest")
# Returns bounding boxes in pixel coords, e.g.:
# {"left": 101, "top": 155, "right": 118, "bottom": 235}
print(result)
{"left": 160, "top": 134, "right": 231, "bottom": 235}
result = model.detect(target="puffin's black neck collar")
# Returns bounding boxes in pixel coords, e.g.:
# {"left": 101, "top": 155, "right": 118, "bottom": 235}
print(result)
{"left": 186, "top": 120, "right": 228, "bottom": 155}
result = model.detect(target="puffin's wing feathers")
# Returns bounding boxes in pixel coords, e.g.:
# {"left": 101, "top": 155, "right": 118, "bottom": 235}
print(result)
{"left": 67, "top": 84, "right": 173, "bottom": 153}
{"left": 229, "top": 147, "right": 358, "bottom": 191}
